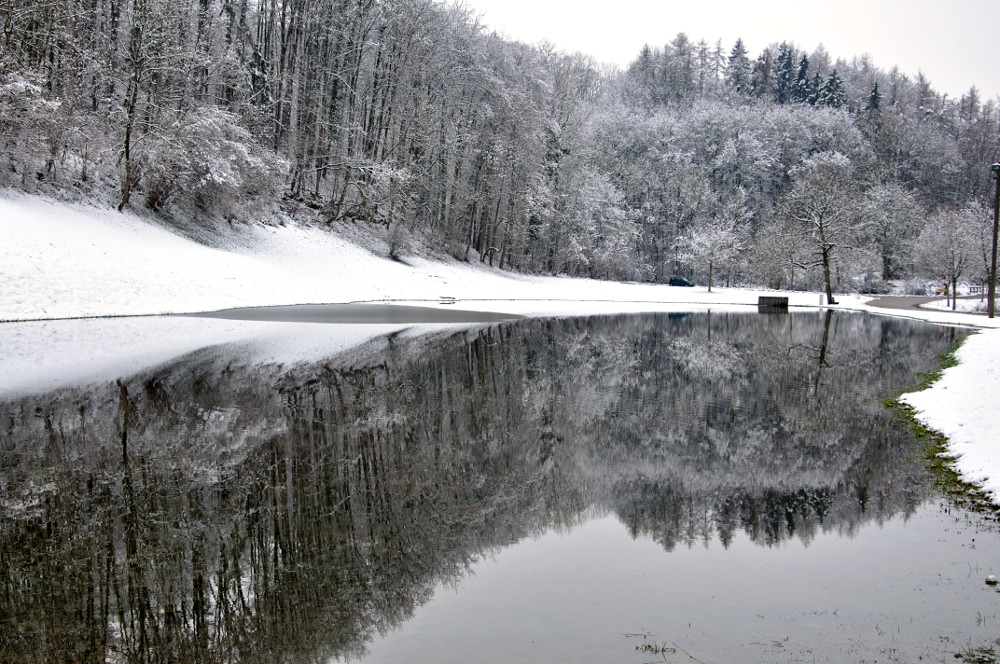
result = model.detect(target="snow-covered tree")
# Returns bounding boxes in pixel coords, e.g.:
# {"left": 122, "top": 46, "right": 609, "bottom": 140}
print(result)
{"left": 792, "top": 55, "right": 814, "bottom": 104}
{"left": 861, "top": 182, "right": 923, "bottom": 280}
{"left": 816, "top": 70, "right": 847, "bottom": 109}
{"left": 0, "top": 0, "right": 996, "bottom": 289}
{"left": 866, "top": 82, "right": 883, "bottom": 113}
{"left": 0, "top": 73, "right": 61, "bottom": 188}
{"left": 750, "top": 216, "right": 812, "bottom": 289}
{"left": 966, "top": 201, "right": 996, "bottom": 288}
{"left": 674, "top": 192, "right": 750, "bottom": 291}
{"left": 140, "top": 107, "right": 286, "bottom": 218}
{"left": 914, "top": 206, "right": 978, "bottom": 309}
{"left": 774, "top": 42, "right": 797, "bottom": 105}
{"left": 724, "top": 39, "right": 752, "bottom": 96}
{"left": 779, "top": 152, "right": 863, "bottom": 304}
{"left": 750, "top": 50, "right": 776, "bottom": 100}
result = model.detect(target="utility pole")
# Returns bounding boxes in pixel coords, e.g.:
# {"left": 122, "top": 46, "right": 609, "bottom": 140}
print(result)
{"left": 989, "top": 163, "right": 1000, "bottom": 318}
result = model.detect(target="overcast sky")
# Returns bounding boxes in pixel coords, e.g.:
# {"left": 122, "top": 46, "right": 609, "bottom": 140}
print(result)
{"left": 462, "top": 0, "right": 1000, "bottom": 102}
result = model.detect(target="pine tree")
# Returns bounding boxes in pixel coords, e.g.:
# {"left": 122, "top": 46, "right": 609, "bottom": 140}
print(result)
{"left": 774, "top": 42, "right": 796, "bottom": 104}
{"left": 750, "top": 50, "right": 775, "bottom": 100}
{"left": 725, "top": 38, "right": 751, "bottom": 95}
{"left": 817, "top": 70, "right": 846, "bottom": 109}
{"left": 865, "top": 81, "right": 882, "bottom": 113}
{"left": 792, "top": 54, "right": 813, "bottom": 103}
{"left": 809, "top": 73, "right": 823, "bottom": 105}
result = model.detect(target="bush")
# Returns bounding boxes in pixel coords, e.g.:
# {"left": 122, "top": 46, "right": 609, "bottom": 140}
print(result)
{"left": 0, "top": 73, "right": 61, "bottom": 188}
{"left": 139, "top": 107, "right": 287, "bottom": 219}
{"left": 858, "top": 278, "right": 893, "bottom": 295}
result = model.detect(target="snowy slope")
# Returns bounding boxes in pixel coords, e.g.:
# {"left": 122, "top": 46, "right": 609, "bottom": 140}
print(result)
{"left": 0, "top": 190, "right": 856, "bottom": 321}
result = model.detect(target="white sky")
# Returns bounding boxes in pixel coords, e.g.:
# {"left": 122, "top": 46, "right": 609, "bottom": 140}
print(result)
{"left": 462, "top": 0, "right": 1000, "bottom": 102}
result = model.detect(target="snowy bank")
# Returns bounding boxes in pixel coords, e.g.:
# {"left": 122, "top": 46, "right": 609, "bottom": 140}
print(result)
{"left": 898, "top": 331, "right": 1000, "bottom": 499}
{"left": 2, "top": 191, "right": 999, "bottom": 502}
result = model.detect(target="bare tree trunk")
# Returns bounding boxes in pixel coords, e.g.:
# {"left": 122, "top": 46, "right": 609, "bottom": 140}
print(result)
{"left": 117, "top": 128, "right": 133, "bottom": 211}
{"left": 117, "top": 11, "right": 143, "bottom": 212}
{"left": 822, "top": 247, "right": 836, "bottom": 304}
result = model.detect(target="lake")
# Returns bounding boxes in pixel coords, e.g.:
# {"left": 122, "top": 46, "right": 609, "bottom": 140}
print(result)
{"left": 1, "top": 309, "right": 998, "bottom": 664}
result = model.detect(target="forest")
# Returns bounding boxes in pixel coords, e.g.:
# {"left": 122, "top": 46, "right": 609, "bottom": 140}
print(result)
{"left": 2, "top": 0, "right": 999, "bottom": 296}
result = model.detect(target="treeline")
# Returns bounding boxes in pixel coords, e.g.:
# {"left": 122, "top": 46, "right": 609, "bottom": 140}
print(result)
{"left": 2, "top": 0, "right": 999, "bottom": 291}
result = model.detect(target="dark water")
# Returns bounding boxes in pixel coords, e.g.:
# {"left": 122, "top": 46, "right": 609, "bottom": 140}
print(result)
{"left": 1, "top": 311, "right": 997, "bottom": 663}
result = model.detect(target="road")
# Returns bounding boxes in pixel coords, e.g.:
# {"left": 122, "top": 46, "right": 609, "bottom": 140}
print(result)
{"left": 865, "top": 295, "right": 940, "bottom": 311}
{"left": 866, "top": 294, "right": 991, "bottom": 314}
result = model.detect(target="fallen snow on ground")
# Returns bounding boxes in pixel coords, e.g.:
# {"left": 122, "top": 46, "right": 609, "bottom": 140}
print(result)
{"left": 2, "top": 191, "right": 999, "bottom": 501}
{"left": 0, "top": 190, "right": 869, "bottom": 320}
{"left": 923, "top": 298, "right": 990, "bottom": 313}
{"left": 900, "top": 331, "right": 1000, "bottom": 498}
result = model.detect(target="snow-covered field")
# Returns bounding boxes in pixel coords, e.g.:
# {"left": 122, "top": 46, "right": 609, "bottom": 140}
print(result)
{"left": 2, "top": 190, "right": 998, "bottom": 502}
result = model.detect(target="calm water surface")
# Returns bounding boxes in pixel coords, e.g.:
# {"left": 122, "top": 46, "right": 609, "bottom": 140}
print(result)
{"left": 1, "top": 311, "right": 997, "bottom": 664}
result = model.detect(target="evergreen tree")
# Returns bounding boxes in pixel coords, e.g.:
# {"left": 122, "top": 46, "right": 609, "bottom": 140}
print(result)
{"left": 627, "top": 44, "right": 658, "bottom": 105}
{"left": 817, "top": 70, "right": 846, "bottom": 108}
{"left": 865, "top": 81, "right": 882, "bottom": 113}
{"left": 0, "top": 0, "right": 996, "bottom": 284}
{"left": 774, "top": 42, "right": 796, "bottom": 104}
{"left": 809, "top": 73, "right": 823, "bottom": 105}
{"left": 750, "top": 50, "right": 775, "bottom": 100}
{"left": 793, "top": 54, "right": 813, "bottom": 103}
{"left": 725, "top": 38, "right": 752, "bottom": 95}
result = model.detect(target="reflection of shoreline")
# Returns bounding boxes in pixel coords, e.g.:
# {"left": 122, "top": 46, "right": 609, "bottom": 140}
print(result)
{"left": 0, "top": 302, "right": 521, "bottom": 398}
{"left": 185, "top": 302, "right": 524, "bottom": 324}
{"left": 361, "top": 505, "right": 1000, "bottom": 664}
{"left": 0, "top": 313, "right": 963, "bottom": 663}
{"left": 0, "top": 314, "right": 480, "bottom": 398}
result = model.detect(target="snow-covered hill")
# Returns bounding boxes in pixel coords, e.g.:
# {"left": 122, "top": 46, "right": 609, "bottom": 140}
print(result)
{"left": 0, "top": 190, "right": 858, "bottom": 321}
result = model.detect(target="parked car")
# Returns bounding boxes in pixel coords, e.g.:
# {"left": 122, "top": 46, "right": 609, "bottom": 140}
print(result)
{"left": 668, "top": 276, "right": 694, "bottom": 287}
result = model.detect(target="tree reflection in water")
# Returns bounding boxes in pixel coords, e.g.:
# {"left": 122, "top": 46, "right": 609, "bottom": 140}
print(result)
{"left": 0, "top": 312, "right": 963, "bottom": 663}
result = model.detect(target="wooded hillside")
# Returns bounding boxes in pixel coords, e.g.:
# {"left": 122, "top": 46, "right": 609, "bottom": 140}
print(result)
{"left": 3, "top": 0, "right": 998, "bottom": 293}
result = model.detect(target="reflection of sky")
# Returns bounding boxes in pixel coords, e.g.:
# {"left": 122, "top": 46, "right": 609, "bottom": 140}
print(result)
{"left": 0, "top": 315, "right": 464, "bottom": 398}
{"left": 364, "top": 508, "right": 999, "bottom": 663}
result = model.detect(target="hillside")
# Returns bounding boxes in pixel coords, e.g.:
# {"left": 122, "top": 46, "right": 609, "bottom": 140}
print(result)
{"left": 3, "top": 0, "right": 999, "bottom": 295}
{"left": 0, "top": 190, "right": 828, "bottom": 322}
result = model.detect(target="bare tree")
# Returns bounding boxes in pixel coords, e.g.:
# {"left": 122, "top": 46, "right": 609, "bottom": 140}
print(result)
{"left": 965, "top": 200, "right": 995, "bottom": 289}
{"left": 779, "top": 152, "right": 862, "bottom": 304}
{"left": 915, "top": 206, "right": 978, "bottom": 309}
